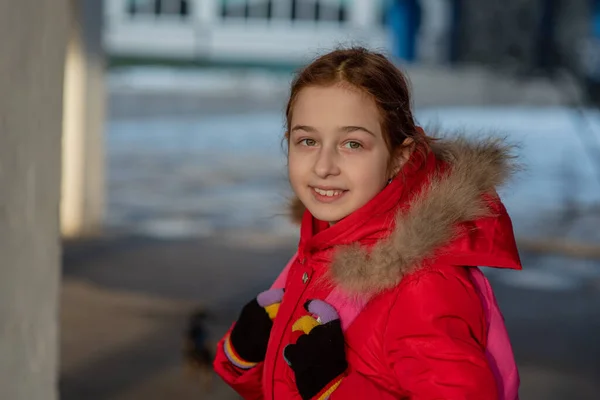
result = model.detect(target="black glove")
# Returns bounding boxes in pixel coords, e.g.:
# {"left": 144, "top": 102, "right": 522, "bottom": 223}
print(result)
{"left": 226, "top": 288, "right": 283, "bottom": 367}
{"left": 283, "top": 300, "right": 347, "bottom": 399}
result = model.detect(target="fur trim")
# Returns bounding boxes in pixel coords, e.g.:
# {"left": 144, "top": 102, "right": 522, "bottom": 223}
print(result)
{"left": 289, "top": 133, "right": 519, "bottom": 296}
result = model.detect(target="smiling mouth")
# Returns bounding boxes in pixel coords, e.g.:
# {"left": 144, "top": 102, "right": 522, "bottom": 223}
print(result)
{"left": 310, "top": 187, "right": 348, "bottom": 202}
{"left": 313, "top": 187, "right": 345, "bottom": 197}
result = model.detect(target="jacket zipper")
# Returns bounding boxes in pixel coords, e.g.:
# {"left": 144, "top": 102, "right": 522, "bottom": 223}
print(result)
{"left": 271, "top": 256, "right": 311, "bottom": 399}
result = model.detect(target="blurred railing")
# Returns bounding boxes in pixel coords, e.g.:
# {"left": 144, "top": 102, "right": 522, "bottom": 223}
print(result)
{"left": 104, "top": 0, "right": 389, "bottom": 64}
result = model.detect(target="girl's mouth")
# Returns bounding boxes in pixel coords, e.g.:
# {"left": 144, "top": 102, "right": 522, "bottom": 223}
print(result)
{"left": 311, "top": 187, "right": 348, "bottom": 203}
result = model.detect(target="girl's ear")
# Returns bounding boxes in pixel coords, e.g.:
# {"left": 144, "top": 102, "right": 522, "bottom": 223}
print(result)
{"left": 390, "top": 138, "right": 415, "bottom": 177}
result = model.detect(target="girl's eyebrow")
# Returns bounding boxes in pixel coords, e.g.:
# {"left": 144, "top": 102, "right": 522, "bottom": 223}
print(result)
{"left": 290, "top": 125, "right": 317, "bottom": 133}
{"left": 339, "top": 126, "right": 375, "bottom": 137}
{"left": 290, "top": 125, "right": 375, "bottom": 137}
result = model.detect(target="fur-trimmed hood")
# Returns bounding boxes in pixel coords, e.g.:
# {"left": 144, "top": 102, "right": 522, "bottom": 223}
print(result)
{"left": 290, "top": 134, "right": 522, "bottom": 296}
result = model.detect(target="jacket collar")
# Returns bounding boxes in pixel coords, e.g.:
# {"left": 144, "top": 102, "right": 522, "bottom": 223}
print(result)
{"left": 290, "top": 134, "right": 523, "bottom": 297}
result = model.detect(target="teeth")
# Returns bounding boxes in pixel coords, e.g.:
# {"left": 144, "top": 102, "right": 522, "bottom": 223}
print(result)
{"left": 314, "top": 188, "right": 343, "bottom": 197}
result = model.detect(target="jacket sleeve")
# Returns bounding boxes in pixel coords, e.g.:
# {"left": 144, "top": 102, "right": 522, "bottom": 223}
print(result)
{"left": 383, "top": 269, "right": 498, "bottom": 400}
{"left": 213, "top": 328, "right": 264, "bottom": 400}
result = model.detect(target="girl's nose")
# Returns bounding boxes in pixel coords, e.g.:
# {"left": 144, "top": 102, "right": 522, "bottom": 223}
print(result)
{"left": 313, "top": 147, "right": 340, "bottom": 178}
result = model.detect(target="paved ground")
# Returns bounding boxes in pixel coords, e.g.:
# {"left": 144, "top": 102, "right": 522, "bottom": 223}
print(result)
{"left": 60, "top": 232, "right": 600, "bottom": 400}
{"left": 60, "top": 233, "right": 295, "bottom": 400}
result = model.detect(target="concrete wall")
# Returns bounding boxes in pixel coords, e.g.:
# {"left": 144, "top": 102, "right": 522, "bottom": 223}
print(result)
{"left": 0, "top": 1, "right": 69, "bottom": 399}
{"left": 61, "top": 0, "right": 106, "bottom": 237}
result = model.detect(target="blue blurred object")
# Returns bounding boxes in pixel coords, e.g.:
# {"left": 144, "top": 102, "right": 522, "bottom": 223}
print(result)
{"left": 594, "top": 0, "right": 600, "bottom": 38}
{"left": 583, "top": 0, "right": 600, "bottom": 105}
{"left": 388, "top": 0, "right": 421, "bottom": 61}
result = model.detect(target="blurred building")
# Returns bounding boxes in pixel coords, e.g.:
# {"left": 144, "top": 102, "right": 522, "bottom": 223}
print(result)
{"left": 104, "top": 1, "right": 600, "bottom": 95}
{"left": 105, "top": 1, "right": 598, "bottom": 68}
{"left": 105, "top": 0, "right": 389, "bottom": 65}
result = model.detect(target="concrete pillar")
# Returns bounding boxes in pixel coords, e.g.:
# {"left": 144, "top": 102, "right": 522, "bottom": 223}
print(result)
{"left": 0, "top": 1, "right": 69, "bottom": 399}
{"left": 61, "top": 0, "right": 106, "bottom": 237}
{"left": 193, "top": 0, "right": 219, "bottom": 56}
{"left": 417, "top": 0, "right": 453, "bottom": 64}
{"left": 350, "top": 0, "right": 380, "bottom": 28}
{"left": 195, "top": 0, "right": 219, "bottom": 23}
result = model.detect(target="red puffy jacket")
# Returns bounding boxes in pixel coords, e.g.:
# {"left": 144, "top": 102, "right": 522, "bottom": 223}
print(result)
{"left": 214, "top": 137, "right": 522, "bottom": 399}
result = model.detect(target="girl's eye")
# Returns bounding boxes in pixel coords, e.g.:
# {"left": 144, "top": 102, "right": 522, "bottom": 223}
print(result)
{"left": 300, "top": 138, "right": 317, "bottom": 147}
{"left": 343, "top": 141, "right": 362, "bottom": 150}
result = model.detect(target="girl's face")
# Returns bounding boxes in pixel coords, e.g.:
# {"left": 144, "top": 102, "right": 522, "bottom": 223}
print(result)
{"left": 288, "top": 83, "right": 397, "bottom": 224}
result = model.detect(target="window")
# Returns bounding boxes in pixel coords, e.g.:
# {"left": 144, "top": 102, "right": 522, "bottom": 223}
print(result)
{"left": 127, "top": 0, "right": 190, "bottom": 17}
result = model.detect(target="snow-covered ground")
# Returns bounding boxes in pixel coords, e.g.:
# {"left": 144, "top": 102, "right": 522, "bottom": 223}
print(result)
{"left": 107, "top": 107, "right": 600, "bottom": 235}
{"left": 107, "top": 112, "right": 291, "bottom": 238}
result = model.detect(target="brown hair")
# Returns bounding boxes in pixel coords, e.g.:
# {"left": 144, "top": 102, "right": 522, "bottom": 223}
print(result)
{"left": 285, "top": 47, "right": 432, "bottom": 161}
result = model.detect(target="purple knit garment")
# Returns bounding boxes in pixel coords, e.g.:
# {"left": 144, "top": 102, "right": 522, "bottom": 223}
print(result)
{"left": 257, "top": 288, "right": 284, "bottom": 308}
{"left": 306, "top": 299, "right": 339, "bottom": 324}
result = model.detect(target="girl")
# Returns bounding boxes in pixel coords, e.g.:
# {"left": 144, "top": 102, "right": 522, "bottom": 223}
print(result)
{"left": 214, "top": 47, "right": 522, "bottom": 400}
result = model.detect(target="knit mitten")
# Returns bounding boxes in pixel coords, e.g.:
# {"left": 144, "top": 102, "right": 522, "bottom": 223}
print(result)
{"left": 225, "top": 288, "right": 284, "bottom": 369}
{"left": 283, "top": 300, "right": 347, "bottom": 399}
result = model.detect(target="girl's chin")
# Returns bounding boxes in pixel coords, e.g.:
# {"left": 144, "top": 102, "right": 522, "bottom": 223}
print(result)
{"left": 305, "top": 203, "right": 353, "bottom": 224}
